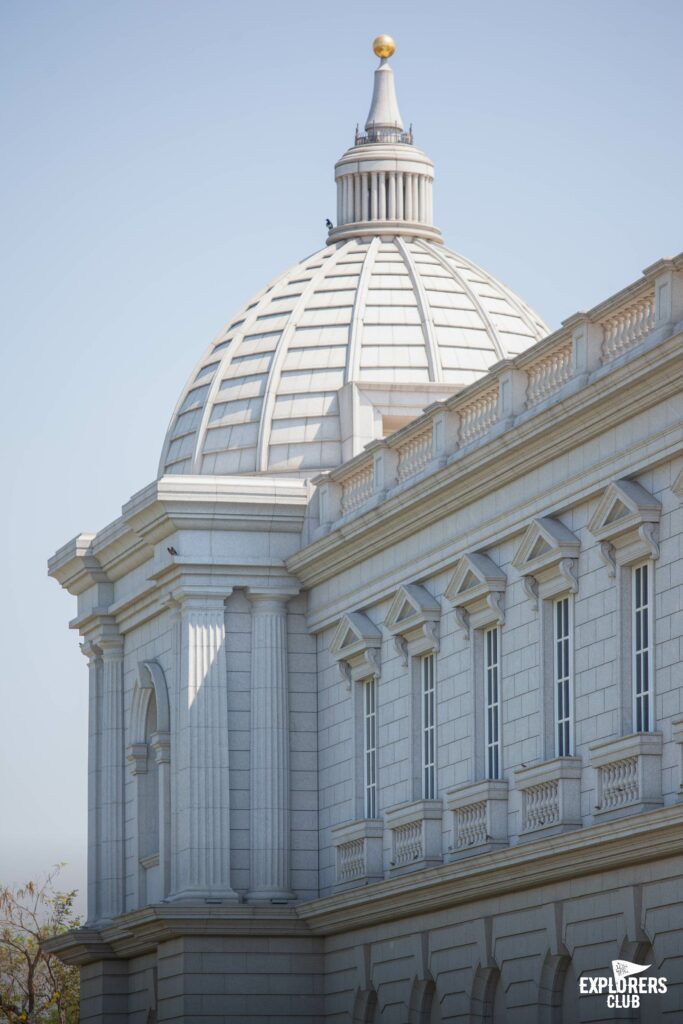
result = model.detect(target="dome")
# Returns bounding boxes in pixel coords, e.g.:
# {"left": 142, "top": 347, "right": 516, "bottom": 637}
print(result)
{"left": 159, "top": 44, "right": 549, "bottom": 479}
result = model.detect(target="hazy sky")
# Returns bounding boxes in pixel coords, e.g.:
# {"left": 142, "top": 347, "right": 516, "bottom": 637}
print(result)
{"left": 1, "top": 0, "right": 681, "bottom": 906}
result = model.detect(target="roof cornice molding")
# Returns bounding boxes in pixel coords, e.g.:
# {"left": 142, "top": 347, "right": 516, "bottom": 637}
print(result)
{"left": 49, "top": 475, "right": 310, "bottom": 595}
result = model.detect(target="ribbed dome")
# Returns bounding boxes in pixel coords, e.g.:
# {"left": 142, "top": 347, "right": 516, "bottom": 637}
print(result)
{"left": 159, "top": 236, "right": 548, "bottom": 477}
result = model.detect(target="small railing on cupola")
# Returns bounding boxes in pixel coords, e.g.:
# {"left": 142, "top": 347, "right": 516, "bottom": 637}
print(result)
{"left": 354, "top": 122, "right": 414, "bottom": 146}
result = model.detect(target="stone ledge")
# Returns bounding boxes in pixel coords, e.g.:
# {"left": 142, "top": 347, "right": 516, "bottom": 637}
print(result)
{"left": 299, "top": 803, "right": 683, "bottom": 936}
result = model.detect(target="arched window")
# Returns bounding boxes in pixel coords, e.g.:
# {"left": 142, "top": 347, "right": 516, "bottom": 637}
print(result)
{"left": 127, "top": 661, "right": 171, "bottom": 907}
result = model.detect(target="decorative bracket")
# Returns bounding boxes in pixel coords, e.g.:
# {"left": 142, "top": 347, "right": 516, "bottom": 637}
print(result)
{"left": 522, "top": 576, "right": 539, "bottom": 612}
{"left": 393, "top": 635, "right": 409, "bottom": 667}
{"left": 638, "top": 522, "right": 660, "bottom": 561}
{"left": 599, "top": 541, "right": 617, "bottom": 578}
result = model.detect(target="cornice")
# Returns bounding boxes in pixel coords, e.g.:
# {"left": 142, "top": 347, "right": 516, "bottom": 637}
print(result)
{"left": 287, "top": 330, "right": 683, "bottom": 594}
{"left": 296, "top": 804, "right": 683, "bottom": 936}
{"left": 49, "top": 475, "right": 310, "bottom": 596}
{"left": 42, "top": 905, "right": 312, "bottom": 966}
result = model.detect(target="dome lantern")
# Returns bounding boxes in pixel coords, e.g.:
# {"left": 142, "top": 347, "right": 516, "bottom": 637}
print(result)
{"left": 327, "top": 36, "right": 440, "bottom": 245}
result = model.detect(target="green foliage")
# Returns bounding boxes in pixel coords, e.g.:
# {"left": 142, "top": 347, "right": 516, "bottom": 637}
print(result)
{"left": 0, "top": 867, "right": 80, "bottom": 1023}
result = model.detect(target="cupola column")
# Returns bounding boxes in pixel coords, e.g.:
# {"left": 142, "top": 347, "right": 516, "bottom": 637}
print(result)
{"left": 98, "top": 629, "right": 126, "bottom": 921}
{"left": 169, "top": 594, "right": 238, "bottom": 902}
{"left": 247, "top": 589, "right": 297, "bottom": 901}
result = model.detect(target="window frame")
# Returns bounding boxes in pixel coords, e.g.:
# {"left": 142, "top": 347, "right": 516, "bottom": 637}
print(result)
{"left": 484, "top": 626, "right": 501, "bottom": 780}
{"left": 632, "top": 560, "right": 654, "bottom": 733}
{"left": 420, "top": 652, "right": 436, "bottom": 799}
{"left": 553, "top": 594, "right": 574, "bottom": 757}
{"left": 363, "top": 676, "right": 378, "bottom": 819}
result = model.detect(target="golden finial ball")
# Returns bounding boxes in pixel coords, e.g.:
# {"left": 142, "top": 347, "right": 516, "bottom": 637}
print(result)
{"left": 372, "top": 35, "right": 396, "bottom": 59}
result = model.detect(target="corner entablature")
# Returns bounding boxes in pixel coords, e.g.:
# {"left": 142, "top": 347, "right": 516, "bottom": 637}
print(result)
{"left": 331, "top": 611, "right": 382, "bottom": 690}
{"left": 588, "top": 478, "right": 661, "bottom": 571}
{"left": 384, "top": 583, "right": 441, "bottom": 664}
{"left": 512, "top": 516, "right": 580, "bottom": 606}
{"left": 445, "top": 552, "right": 506, "bottom": 640}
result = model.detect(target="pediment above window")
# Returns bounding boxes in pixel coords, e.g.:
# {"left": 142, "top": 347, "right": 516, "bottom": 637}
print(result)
{"left": 445, "top": 552, "right": 506, "bottom": 638}
{"left": 512, "top": 516, "right": 580, "bottom": 605}
{"left": 588, "top": 478, "right": 661, "bottom": 569}
{"left": 385, "top": 583, "right": 441, "bottom": 662}
{"left": 331, "top": 611, "right": 382, "bottom": 688}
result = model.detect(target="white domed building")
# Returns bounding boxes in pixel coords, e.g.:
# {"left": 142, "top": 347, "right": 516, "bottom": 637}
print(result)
{"left": 48, "top": 36, "right": 683, "bottom": 1024}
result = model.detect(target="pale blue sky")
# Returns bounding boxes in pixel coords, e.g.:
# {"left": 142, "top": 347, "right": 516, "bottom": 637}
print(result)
{"left": 1, "top": 0, "right": 681, "bottom": 904}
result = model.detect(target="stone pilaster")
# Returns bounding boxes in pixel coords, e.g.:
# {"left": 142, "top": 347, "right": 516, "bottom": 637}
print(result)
{"left": 81, "top": 639, "right": 102, "bottom": 924}
{"left": 170, "top": 595, "right": 237, "bottom": 902}
{"left": 97, "top": 630, "right": 125, "bottom": 921}
{"left": 247, "top": 590, "right": 296, "bottom": 901}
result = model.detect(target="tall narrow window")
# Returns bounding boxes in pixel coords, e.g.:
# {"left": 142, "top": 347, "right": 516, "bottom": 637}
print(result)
{"left": 364, "top": 678, "right": 377, "bottom": 818}
{"left": 485, "top": 627, "right": 501, "bottom": 779}
{"left": 633, "top": 562, "right": 652, "bottom": 732}
{"left": 421, "top": 653, "right": 436, "bottom": 799}
{"left": 554, "top": 596, "right": 573, "bottom": 756}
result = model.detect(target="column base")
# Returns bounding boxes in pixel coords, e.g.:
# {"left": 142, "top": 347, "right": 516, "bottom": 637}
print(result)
{"left": 246, "top": 889, "right": 297, "bottom": 904}
{"left": 166, "top": 887, "right": 240, "bottom": 904}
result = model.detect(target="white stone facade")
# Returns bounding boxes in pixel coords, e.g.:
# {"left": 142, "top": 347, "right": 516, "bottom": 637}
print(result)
{"left": 46, "top": 39, "right": 683, "bottom": 1024}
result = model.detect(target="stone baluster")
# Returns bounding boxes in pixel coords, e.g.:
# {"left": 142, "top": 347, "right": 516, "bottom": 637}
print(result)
{"left": 247, "top": 589, "right": 297, "bottom": 900}
{"left": 170, "top": 594, "right": 237, "bottom": 902}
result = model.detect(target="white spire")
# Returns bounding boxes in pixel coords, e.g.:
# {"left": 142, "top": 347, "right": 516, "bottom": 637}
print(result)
{"left": 365, "top": 58, "right": 404, "bottom": 134}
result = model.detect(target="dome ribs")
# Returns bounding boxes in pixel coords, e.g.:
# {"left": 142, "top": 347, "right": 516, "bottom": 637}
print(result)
{"left": 255, "top": 244, "right": 350, "bottom": 473}
{"left": 346, "top": 237, "right": 380, "bottom": 384}
{"left": 395, "top": 237, "right": 443, "bottom": 383}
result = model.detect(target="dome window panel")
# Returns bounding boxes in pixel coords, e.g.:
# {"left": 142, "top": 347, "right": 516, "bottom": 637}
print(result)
{"left": 194, "top": 361, "right": 220, "bottom": 383}
{"left": 218, "top": 375, "right": 267, "bottom": 400}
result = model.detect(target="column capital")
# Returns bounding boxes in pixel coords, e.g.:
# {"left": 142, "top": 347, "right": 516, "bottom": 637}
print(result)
{"left": 246, "top": 587, "right": 299, "bottom": 609}
{"left": 80, "top": 639, "right": 101, "bottom": 664}
{"left": 175, "top": 590, "right": 233, "bottom": 614}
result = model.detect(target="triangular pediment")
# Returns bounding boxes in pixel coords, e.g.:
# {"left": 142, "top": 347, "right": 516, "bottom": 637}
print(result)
{"left": 588, "top": 478, "right": 661, "bottom": 542}
{"left": 385, "top": 583, "right": 440, "bottom": 637}
{"left": 511, "top": 516, "right": 580, "bottom": 575}
{"left": 458, "top": 571, "right": 479, "bottom": 594}
{"left": 331, "top": 610, "right": 382, "bottom": 659}
{"left": 530, "top": 536, "right": 551, "bottom": 560}
{"left": 604, "top": 499, "right": 629, "bottom": 525}
{"left": 445, "top": 552, "right": 506, "bottom": 609}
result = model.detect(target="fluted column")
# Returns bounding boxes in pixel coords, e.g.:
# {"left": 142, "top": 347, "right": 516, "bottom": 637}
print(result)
{"left": 247, "top": 590, "right": 296, "bottom": 900}
{"left": 361, "top": 172, "right": 369, "bottom": 220}
{"left": 170, "top": 594, "right": 237, "bottom": 902}
{"left": 98, "top": 632, "right": 125, "bottom": 921}
{"left": 81, "top": 640, "right": 102, "bottom": 923}
{"left": 354, "top": 174, "right": 361, "bottom": 221}
{"left": 396, "top": 171, "right": 404, "bottom": 219}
